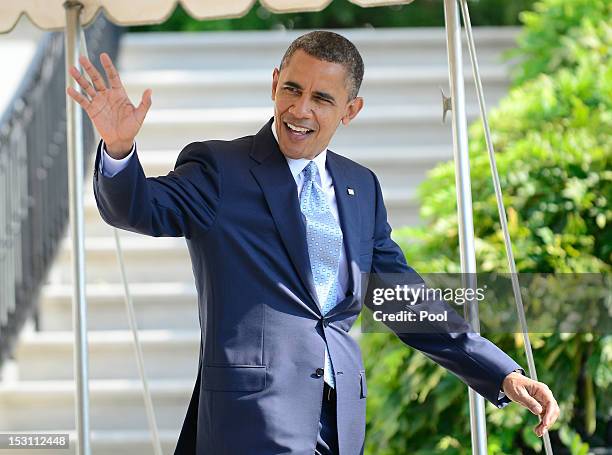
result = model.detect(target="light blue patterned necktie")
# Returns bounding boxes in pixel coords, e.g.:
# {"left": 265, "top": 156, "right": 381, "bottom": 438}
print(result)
{"left": 299, "top": 161, "right": 343, "bottom": 388}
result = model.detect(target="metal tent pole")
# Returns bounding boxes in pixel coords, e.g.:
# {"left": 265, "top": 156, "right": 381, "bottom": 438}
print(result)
{"left": 63, "top": 2, "right": 91, "bottom": 454}
{"left": 442, "top": 0, "right": 488, "bottom": 453}
{"left": 457, "top": 0, "right": 554, "bottom": 452}
{"left": 113, "top": 227, "right": 164, "bottom": 455}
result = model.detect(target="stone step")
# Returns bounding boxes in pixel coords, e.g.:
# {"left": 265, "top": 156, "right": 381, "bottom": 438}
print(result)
{"left": 37, "top": 282, "right": 199, "bottom": 331}
{"left": 50, "top": 187, "right": 419, "bottom": 285}
{"left": 123, "top": 65, "right": 508, "bottom": 109}
{"left": 14, "top": 330, "right": 200, "bottom": 380}
{"left": 134, "top": 105, "right": 469, "bottom": 150}
{"left": 76, "top": 182, "right": 418, "bottom": 241}
{"left": 0, "top": 379, "right": 193, "bottom": 431}
{"left": 50, "top": 188, "right": 418, "bottom": 284}
{"left": 50, "top": 236, "right": 193, "bottom": 283}
{"left": 82, "top": 143, "right": 448, "bottom": 232}
{"left": 119, "top": 27, "right": 519, "bottom": 71}
{"left": 92, "top": 144, "right": 453, "bottom": 178}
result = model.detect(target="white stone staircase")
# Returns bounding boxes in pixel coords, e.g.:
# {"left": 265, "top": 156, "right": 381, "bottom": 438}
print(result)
{"left": 0, "top": 27, "right": 518, "bottom": 454}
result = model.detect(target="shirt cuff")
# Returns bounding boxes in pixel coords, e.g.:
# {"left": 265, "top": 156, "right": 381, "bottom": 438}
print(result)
{"left": 499, "top": 368, "right": 524, "bottom": 401}
{"left": 100, "top": 140, "right": 136, "bottom": 177}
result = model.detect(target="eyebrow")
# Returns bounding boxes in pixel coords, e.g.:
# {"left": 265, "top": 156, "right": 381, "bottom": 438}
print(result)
{"left": 283, "top": 81, "right": 336, "bottom": 104}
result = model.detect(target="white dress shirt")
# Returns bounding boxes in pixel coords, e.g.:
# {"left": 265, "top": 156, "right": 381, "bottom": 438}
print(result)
{"left": 100, "top": 120, "right": 350, "bottom": 305}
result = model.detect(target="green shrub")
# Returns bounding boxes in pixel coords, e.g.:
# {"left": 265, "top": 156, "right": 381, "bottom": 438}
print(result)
{"left": 507, "top": 0, "right": 612, "bottom": 85}
{"left": 360, "top": 0, "right": 611, "bottom": 453}
{"left": 399, "top": 25, "right": 611, "bottom": 274}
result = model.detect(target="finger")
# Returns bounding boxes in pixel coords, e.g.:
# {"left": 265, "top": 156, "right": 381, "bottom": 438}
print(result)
{"left": 534, "top": 421, "right": 546, "bottom": 437}
{"left": 66, "top": 86, "right": 91, "bottom": 111}
{"left": 516, "top": 388, "right": 543, "bottom": 416}
{"left": 531, "top": 384, "right": 558, "bottom": 426}
{"left": 69, "top": 66, "right": 97, "bottom": 100}
{"left": 100, "top": 52, "right": 123, "bottom": 90}
{"left": 535, "top": 414, "right": 552, "bottom": 437}
{"left": 534, "top": 401, "right": 559, "bottom": 437}
{"left": 541, "top": 395, "right": 559, "bottom": 428}
{"left": 79, "top": 55, "right": 107, "bottom": 92}
{"left": 135, "top": 88, "right": 152, "bottom": 122}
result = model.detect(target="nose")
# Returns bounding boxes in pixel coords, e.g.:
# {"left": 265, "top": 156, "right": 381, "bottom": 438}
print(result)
{"left": 289, "top": 93, "right": 313, "bottom": 118}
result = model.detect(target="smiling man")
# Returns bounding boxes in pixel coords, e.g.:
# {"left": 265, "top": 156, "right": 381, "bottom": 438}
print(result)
{"left": 68, "top": 30, "right": 559, "bottom": 455}
{"left": 271, "top": 44, "right": 363, "bottom": 160}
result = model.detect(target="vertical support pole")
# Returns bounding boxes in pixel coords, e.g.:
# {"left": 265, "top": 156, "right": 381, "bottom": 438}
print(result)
{"left": 63, "top": 2, "right": 90, "bottom": 454}
{"left": 442, "top": 0, "right": 488, "bottom": 453}
{"left": 457, "top": 1, "right": 554, "bottom": 452}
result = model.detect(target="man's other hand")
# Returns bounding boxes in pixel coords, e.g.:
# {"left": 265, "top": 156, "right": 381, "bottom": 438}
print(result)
{"left": 502, "top": 371, "right": 560, "bottom": 437}
{"left": 66, "top": 52, "right": 152, "bottom": 158}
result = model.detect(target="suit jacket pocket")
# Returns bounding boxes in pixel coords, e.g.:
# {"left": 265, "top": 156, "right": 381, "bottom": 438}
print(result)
{"left": 202, "top": 365, "right": 266, "bottom": 392}
{"left": 360, "top": 370, "right": 368, "bottom": 398}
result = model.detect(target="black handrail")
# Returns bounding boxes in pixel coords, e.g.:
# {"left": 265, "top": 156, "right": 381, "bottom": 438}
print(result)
{"left": 0, "top": 13, "right": 123, "bottom": 368}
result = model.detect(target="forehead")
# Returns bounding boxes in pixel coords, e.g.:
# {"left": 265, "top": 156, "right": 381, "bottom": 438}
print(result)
{"left": 280, "top": 50, "right": 349, "bottom": 95}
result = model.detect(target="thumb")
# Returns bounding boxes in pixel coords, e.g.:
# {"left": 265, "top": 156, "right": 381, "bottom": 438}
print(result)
{"left": 135, "top": 88, "right": 152, "bottom": 122}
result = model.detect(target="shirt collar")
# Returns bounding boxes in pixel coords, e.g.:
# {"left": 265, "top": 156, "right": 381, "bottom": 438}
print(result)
{"left": 271, "top": 118, "right": 328, "bottom": 186}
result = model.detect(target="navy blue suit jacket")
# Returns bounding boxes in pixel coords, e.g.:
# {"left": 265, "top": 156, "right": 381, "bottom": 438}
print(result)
{"left": 93, "top": 117, "right": 521, "bottom": 454}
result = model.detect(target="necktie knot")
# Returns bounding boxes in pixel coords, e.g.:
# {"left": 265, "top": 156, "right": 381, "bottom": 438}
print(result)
{"left": 302, "top": 161, "right": 318, "bottom": 183}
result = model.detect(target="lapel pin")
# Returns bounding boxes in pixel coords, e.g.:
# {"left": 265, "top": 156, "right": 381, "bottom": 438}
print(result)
{"left": 347, "top": 187, "right": 355, "bottom": 196}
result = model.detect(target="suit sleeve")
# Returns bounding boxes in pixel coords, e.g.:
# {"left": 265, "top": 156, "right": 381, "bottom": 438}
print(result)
{"left": 366, "top": 170, "right": 522, "bottom": 408}
{"left": 92, "top": 139, "right": 221, "bottom": 239}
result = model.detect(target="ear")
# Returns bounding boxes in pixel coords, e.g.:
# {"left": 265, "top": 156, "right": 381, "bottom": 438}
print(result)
{"left": 271, "top": 68, "right": 280, "bottom": 101}
{"left": 341, "top": 97, "right": 364, "bottom": 126}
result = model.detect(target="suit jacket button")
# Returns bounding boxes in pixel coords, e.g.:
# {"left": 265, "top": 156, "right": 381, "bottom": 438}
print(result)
{"left": 315, "top": 368, "right": 324, "bottom": 377}
{"left": 322, "top": 319, "right": 329, "bottom": 327}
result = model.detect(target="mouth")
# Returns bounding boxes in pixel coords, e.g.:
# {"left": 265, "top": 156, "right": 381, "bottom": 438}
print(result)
{"left": 283, "top": 121, "right": 315, "bottom": 142}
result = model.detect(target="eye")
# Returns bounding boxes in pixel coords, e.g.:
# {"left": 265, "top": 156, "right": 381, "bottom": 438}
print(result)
{"left": 316, "top": 96, "right": 331, "bottom": 104}
{"left": 284, "top": 86, "right": 299, "bottom": 94}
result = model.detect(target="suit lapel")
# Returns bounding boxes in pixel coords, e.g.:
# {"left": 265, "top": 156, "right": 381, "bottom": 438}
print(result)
{"left": 326, "top": 150, "right": 361, "bottom": 311}
{"left": 250, "top": 119, "right": 321, "bottom": 315}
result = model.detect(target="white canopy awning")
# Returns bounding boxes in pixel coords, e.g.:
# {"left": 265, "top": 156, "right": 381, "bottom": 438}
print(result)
{"left": 0, "top": 0, "right": 415, "bottom": 33}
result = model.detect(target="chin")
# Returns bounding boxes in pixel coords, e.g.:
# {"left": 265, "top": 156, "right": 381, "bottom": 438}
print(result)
{"left": 283, "top": 150, "right": 305, "bottom": 160}
{"left": 280, "top": 145, "right": 306, "bottom": 160}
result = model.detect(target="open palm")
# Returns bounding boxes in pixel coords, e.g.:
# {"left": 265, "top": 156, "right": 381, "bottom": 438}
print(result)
{"left": 66, "top": 52, "right": 151, "bottom": 156}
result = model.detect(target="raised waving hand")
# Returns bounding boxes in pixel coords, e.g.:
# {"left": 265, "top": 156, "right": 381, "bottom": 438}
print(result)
{"left": 66, "top": 52, "right": 152, "bottom": 158}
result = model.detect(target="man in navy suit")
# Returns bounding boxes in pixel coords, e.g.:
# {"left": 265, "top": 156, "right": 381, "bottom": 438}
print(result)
{"left": 67, "top": 31, "right": 559, "bottom": 454}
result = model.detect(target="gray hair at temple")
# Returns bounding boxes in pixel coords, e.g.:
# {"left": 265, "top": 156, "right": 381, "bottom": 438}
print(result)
{"left": 279, "top": 30, "right": 365, "bottom": 101}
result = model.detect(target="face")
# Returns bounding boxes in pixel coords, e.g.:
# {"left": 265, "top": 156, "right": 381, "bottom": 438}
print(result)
{"left": 271, "top": 50, "right": 364, "bottom": 160}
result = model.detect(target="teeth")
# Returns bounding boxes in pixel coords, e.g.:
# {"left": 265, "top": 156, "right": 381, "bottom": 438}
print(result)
{"left": 286, "top": 122, "right": 311, "bottom": 133}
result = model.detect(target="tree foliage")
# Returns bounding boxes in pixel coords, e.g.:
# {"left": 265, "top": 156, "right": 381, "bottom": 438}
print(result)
{"left": 131, "top": 0, "right": 536, "bottom": 32}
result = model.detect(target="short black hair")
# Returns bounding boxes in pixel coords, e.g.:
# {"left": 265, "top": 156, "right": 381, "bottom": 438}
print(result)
{"left": 279, "top": 30, "right": 364, "bottom": 101}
